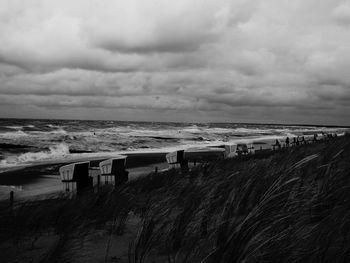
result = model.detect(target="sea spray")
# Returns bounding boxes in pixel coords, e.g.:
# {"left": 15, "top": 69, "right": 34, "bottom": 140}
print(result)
{"left": 0, "top": 143, "right": 70, "bottom": 167}
{"left": 0, "top": 130, "right": 29, "bottom": 138}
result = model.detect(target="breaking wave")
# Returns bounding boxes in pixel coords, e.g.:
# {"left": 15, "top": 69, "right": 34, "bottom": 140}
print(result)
{"left": 0, "top": 143, "right": 70, "bottom": 167}
{"left": 0, "top": 118, "right": 349, "bottom": 169}
{"left": 0, "top": 130, "right": 29, "bottom": 138}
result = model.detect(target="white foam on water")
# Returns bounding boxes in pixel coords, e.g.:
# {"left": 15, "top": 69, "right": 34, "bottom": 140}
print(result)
{"left": 182, "top": 125, "right": 204, "bottom": 133}
{"left": 1, "top": 132, "right": 348, "bottom": 170}
{"left": 46, "top": 124, "right": 63, "bottom": 128}
{"left": 5, "top": 126, "right": 24, "bottom": 130}
{"left": 0, "top": 130, "right": 29, "bottom": 138}
{"left": 97, "top": 126, "right": 196, "bottom": 140}
{"left": 0, "top": 143, "right": 70, "bottom": 167}
{"left": 50, "top": 128, "right": 68, "bottom": 135}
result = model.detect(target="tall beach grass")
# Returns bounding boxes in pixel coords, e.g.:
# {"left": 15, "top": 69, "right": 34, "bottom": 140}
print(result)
{"left": 0, "top": 134, "right": 349, "bottom": 262}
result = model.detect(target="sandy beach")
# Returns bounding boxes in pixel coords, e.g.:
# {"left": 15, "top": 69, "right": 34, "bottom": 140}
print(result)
{"left": 0, "top": 137, "right": 282, "bottom": 202}
{"left": 0, "top": 151, "right": 169, "bottom": 201}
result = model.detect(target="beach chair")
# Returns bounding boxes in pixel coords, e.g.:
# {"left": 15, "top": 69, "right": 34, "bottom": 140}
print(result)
{"left": 99, "top": 156, "right": 128, "bottom": 188}
{"left": 166, "top": 150, "right": 187, "bottom": 169}
{"left": 224, "top": 144, "right": 238, "bottom": 158}
{"left": 59, "top": 161, "right": 91, "bottom": 195}
{"left": 236, "top": 143, "right": 249, "bottom": 156}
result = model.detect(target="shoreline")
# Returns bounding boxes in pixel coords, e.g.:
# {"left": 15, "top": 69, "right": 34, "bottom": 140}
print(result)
{"left": 0, "top": 134, "right": 343, "bottom": 201}
{"left": 0, "top": 135, "right": 281, "bottom": 172}
{"left": 0, "top": 151, "right": 169, "bottom": 201}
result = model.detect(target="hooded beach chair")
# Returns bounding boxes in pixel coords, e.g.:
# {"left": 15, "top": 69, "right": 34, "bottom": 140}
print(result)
{"left": 224, "top": 144, "right": 238, "bottom": 158}
{"left": 59, "top": 161, "right": 91, "bottom": 195}
{"left": 99, "top": 156, "right": 128, "bottom": 188}
{"left": 236, "top": 143, "right": 249, "bottom": 156}
{"left": 165, "top": 150, "right": 188, "bottom": 169}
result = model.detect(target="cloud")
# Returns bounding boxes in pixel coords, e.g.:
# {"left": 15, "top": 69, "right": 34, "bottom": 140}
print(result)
{"left": 0, "top": 0, "right": 240, "bottom": 72}
{"left": 0, "top": 0, "right": 349, "bottom": 125}
{"left": 332, "top": 1, "right": 350, "bottom": 25}
{"left": 81, "top": 0, "right": 256, "bottom": 54}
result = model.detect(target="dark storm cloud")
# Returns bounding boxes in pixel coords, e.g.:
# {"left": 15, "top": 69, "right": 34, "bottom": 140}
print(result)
{"left": 89, "top": 33, "right": 213, "bottom": 54}
{"left": 316, "top": 85, "right": 350, "bottom": 102}
{"left": 0, "top": 0, "right": 350, "bottom": 125}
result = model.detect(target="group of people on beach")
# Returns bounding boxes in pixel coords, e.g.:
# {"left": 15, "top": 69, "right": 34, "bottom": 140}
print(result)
{"left": 275, "top": 132, "right": 338, "bottom": 149}
{"left": 284, "top": 136, "right": 307, "bottom": 147}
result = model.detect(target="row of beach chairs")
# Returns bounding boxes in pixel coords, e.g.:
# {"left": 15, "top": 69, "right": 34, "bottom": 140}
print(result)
{"left": 59, "top": 155, "right": 128, "bottom": 195}
{"left": 165, "top": 143, "right": 254, "bottom": 170}
{"left": 165, "top": 133, "right": 341, "bottom": 170}
{"left": 59, "top": 132, "right": 341, "bottom": 195}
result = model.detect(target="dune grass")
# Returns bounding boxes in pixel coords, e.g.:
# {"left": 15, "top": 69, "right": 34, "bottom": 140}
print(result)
{"left": 0, "top": 135, "right": 350, "bottom": 262}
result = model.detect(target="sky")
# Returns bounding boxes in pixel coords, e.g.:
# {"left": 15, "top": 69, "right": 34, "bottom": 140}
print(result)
{"left": 0, "top": 0, "right": 350, "bottom": 125}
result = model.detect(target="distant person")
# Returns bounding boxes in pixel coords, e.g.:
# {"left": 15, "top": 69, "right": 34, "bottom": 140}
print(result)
{"left": 285, "top": 137, "right": 290, "bottom": 147}
{"left": 301, "top": 136, "right": 306, "bottom": 145}
{"left": 293, "top": 137, "right": 297, "bottom": 146}
{"left": 296, "top": 137, "right": 299, "bottom": 146}
{"left": 313, "top": 134, "right": 318, "bottom": 143}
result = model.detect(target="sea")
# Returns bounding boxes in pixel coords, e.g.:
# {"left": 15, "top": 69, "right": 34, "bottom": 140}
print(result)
{"left": 0, "top": 118, "right": 349, "bottom": 171}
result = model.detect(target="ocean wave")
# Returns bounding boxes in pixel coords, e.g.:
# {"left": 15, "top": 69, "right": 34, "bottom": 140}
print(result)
{"left": 47, "top": 128, "right": 67, "bottom": 135}
{"left": 0, "top": 143, "right": 70, "bottom": 167}
{"left": 182, "top": 125, "right": 204, "bottom": 133}
{"left": 5, "top": 124, "right": 35, "bottom": 130}
{"left": 0, "top": 119, "right": 348, "bottom": 169}
{"left": 46, "top": 124, "right": 62, "bottom": 128}
{"left": 0, "top": 130, "right": 29, "bottom": 138}
{"left": 5, "top": 126, "right": 24, "bottom": 130}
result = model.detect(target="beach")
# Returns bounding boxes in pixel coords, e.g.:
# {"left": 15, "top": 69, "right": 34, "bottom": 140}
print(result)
{"left": 1, "top": 119, "right": 350, "bottom": 262}
{"left": 0, "top": 132, "right": 345, "bottom": 202}
{"left": 1, "top": 134, "right": 349, "bottom": 262}
{"left": 0, "top": 135, "right": 295, "bottom": 201}
{"left": 0, "top": 151, "right": 169, "bottom": 201}
{"left": 4, "top": 119, "right": 337, "bottom": 201}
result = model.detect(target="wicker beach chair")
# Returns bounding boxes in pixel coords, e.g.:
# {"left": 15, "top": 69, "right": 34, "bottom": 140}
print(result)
{"left": 99, "top": 156, "right": 128, "bottom": 188}
{"left": 59, "top": 161, "right": 91, "bottom": 195}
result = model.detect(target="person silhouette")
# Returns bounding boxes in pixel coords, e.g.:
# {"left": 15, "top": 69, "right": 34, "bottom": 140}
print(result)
{"left": 275, "top": 139, "right": 281, "bottom": 149}
{"left": 285, "top": 137, "right": 290, "bottom": 147}
{"left": 293, "top": 137, "right": 297, "bottom": 146}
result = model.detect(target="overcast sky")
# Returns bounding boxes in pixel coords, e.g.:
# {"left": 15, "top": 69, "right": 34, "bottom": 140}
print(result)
{"left": 0, "top": 0, "right": 350, "bottom": 125}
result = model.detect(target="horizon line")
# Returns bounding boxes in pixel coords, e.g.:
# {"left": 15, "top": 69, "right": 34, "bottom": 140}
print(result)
{"left": 0, "top": 117, "right": 349, "bottom": 128}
